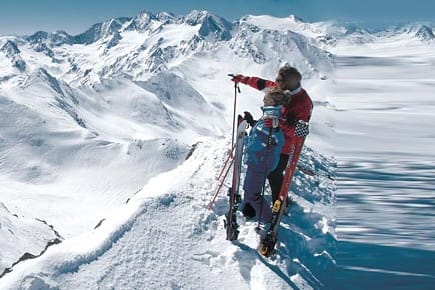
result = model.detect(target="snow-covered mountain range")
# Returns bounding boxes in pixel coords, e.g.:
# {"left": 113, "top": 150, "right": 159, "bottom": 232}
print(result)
{"left": 0, "top": 8, "right": 433, "bottom": 289}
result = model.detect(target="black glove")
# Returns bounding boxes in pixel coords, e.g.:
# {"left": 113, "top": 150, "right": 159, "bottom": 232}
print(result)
{"left": 230, "top": 74, "right": 249, "bottom": 84}
{"left": 243, "top": 111, "right": 257, "bottom": 127}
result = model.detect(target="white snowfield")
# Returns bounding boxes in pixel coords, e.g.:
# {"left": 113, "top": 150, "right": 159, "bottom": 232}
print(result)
{"left": 1, "top": 137, "right": 335, "bottom": 289}
{"left": 0, "top": 8, "right": 432, "bottom": 290}
{"left": 330, "top": 23, "right": 435, "bottom": 288}
{"left": 0, "top": 202, "right": 60, "bottom": 276}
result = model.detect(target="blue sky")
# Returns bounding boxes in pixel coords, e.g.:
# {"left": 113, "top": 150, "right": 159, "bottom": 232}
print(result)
{"left": 1, "top": 0, "right": 434, "bottom": 35}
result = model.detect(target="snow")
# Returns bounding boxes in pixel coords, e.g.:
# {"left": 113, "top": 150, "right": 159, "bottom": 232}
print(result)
{"left": 0, "top": 138, "right": 336, "bottom": 289}
{"left": 330, "top": 35, "right": 435, "bottom": 159}
{"left": 0, "top": 84, "right": 191, "bottom": 237}
{"left": 0, "top": 203, "right": 59, "bottom": 276}
{"left": 240, "top": 15, "right": 330, "bottom": 40}
{"left": 0, "top": 9, "right": 346, "bottom": 289}
{"left": 329, "top": 22, "right": 435, "bottom": 289}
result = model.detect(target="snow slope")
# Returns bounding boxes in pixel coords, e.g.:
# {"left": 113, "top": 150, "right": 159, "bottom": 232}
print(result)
{"left": 5, "top": 7, "right": 434, "bottom": 289}
{"left": 0, "top": 138, "right": 336, "bottom": 289}
{"left": 0, "top": 84, "right": 191, "bottom": 236}
{"left": 329, "top": 25, "right": 435, "bottom": 289}
{"left": 0, "top": 9, "right": 341, "bottom": 289}
{"left": 0, "top": 203, "right": 60, "bottom": 277}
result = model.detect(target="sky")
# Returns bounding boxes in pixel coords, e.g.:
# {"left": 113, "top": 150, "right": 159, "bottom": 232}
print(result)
{"left": 0, "top": 0, "right": 434, "bottom": 36}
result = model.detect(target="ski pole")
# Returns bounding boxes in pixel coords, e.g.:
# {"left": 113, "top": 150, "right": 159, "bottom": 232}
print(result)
{"left": 228, "top": 74, "right": 241, "bottom": 151}
{"left": 216, "top": 144, "right": 236, "bottom": 182}
{"left": 208, "top": 158, "right": 234, "bottom": 210}
{"left": 207, "top": 145, "right": 236, "bottom": 209}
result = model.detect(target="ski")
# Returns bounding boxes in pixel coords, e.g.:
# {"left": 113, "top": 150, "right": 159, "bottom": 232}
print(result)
{"left": 224, "top": 116, "right": 247, "bottom": 241}
{"left": 259, "top": 120, "right": 310, "bottom": 256}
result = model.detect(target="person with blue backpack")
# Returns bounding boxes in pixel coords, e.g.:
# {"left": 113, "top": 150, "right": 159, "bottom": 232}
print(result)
{"left": 240, "top": 87, "right": 291, "bottom": 224}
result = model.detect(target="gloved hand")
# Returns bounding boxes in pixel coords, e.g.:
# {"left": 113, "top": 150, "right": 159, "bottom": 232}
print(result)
{"left": 263, "top": 117, "right": 274, "bottom": 128}
{"left": 243, "top": 111, "right": 256, "bottom": 127}
{"left": 231, "top": 74, "right": 249, "bottom": 84}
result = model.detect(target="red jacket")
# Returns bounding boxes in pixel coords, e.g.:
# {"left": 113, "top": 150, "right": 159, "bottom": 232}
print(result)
{"left": 245, "top": 76, "right": 313, "bottom": 155}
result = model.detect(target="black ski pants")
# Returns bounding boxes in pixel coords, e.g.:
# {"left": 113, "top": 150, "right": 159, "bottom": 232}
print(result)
{"left": 267, "top": 153, "right": 290, "bottom": 202}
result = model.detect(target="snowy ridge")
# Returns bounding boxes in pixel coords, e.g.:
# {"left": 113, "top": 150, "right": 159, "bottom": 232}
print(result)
{"left": 0, "top": 40, "right": 26, "bottom": 72}
{"left": 0, "top": 9, "right": 341, "bottom": 289}
{"left": 0, "top": 203, "right": 61, "bottom": 278}
{"left": 0, "top": 10, "right": 333, "bottom": 85}
{"left": 0, "top": 138, "right": 336, "bottom": 289}
{"left": 334, "top": 23, "right": 435, "bottom": 48}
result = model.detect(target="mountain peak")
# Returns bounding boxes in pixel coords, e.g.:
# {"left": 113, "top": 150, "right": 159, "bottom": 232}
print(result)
{"left": 181, "top": 10, "right": 210, "bottom": 25}
{"left": 181, "top": 10, "right": 233, "bottom": 41}
{"left": 235, "top": 14, "right": 316, "bottom": 35}
{"left": 1, "top": 40, "right": 26, "bottom": 72}
{"left": 156, "top": 11, "right": 176, "bottom": 23}
{"left": 125, "top": 10, "right": 157, "bottom": 31}
{"left": 343, "top": 23, "right": 368, "bottom": 35}
{"left": 1, "top": 40, "right": 20, "bottom": 56}
{"left": 74, "top": 17, "right": 130, "bottom": 45}
{"left": 288, "top": 14, "right": 304, "bottom": 23}
{"left": 27, "top": 30, "right": 75, "bottom": 46}
{"left": 415, "top": 25, "right": 434, "bottom": 41}
{"left": 136, "top": 9, "right": 155, "bottom": 18}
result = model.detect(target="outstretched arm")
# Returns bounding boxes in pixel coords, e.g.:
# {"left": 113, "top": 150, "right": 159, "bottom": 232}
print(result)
{"left": 232, "top": 75, "right": 276, "bottom": 91}
{"left": 245, "top": 77, "right": 277, "bottom": 91}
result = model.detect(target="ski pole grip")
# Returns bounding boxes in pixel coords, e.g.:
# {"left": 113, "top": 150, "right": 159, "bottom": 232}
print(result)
{"left": 228, "top": 74, "right": 241, "bottom": 93}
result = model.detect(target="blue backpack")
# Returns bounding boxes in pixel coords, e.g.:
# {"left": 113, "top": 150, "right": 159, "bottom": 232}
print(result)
{"left": 244, "top": 106, "right": 285, "bottom": 170}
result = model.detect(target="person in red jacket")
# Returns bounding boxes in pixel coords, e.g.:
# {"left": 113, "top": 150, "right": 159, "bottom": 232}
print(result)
{"left": 232, "top": 65, "right": 313, "bottom": 204}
